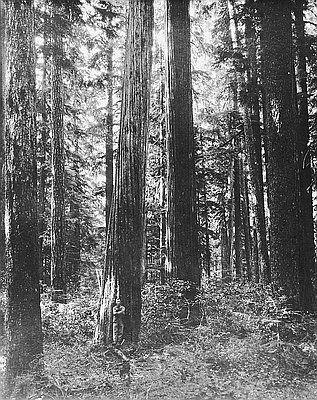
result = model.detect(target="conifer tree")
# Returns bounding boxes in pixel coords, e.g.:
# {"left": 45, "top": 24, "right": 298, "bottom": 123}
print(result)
{"left": 165, "top": 0, "right": 200, "bottom": 286}
{"left": 5, "top": 0, "right": 43, "bottom": 390}
{"left": 95, "top": 0, "right": 154, "bottom": 344}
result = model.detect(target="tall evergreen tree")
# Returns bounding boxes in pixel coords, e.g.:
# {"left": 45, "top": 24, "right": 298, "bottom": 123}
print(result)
{"left": 165, "top": 0, "right": 200, "bottom": 286}
{"left": 260, "top": 0, "right": 301, "bottom": 306}
{"left": 244, "top": 0, "right": 270, "bottom": 283}
{"left": 38, "top": 0, "right": 50, "bottom": 284}
{"left": 50, "top": 2, "right": 66, "bottom": 299}
{"left": 293, "top": 0, "right": 316, "bottom": 310}
{"left": 95, "top": 0, "right": 154, "bottom": 344}
{"left": 4, "top": 0, "right": 43, "bottom": 390}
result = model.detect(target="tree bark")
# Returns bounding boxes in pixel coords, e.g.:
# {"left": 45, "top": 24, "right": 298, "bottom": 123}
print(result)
{"left": 260, "top": 0, "right": 301, "bottom": 306}
{"left": 233, "top": 146, "right": 242, "bottom": 278}
{"left": 0, "top": 0, "right": 5, "bottom": 292}
{"left": 50, "top": 3, "right": 66, "bottom": 299}
{"left": 105, "top": 45, "right": 113, "bottom": 225}
{"left": 4, "top": 0, "right": 43, "bottom": 390}
{"left": 165, "top": 0, "right": 200, "bottom": 286}
{"left": 293, "top": 0, "right": 316, "bottom": 310}
{"left": 67, "top": 123, "right": 81, "bottom": 291}
{"left": 244, "top": 0, "right": 270, "bottom": 283}
{"left": 159, "top": 61, "right": 166, "bottom": 283}
{"left": 95, "top": 0, "right": 154, "bottom": 345}
{"left": 38, "top": 3, "right": 50, "bottom": 284}
{"left": 241, "top": 164, "right": 252, "bottom": 281}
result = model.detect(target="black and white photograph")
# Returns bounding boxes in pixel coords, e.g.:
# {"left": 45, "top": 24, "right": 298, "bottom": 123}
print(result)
{"left": 1, "top": 0, "right": 317, "bottom": 398}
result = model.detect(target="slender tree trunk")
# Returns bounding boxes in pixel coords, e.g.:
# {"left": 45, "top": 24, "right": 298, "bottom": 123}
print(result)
{"left": 260, "top": 0, "right": 301, "bottom": 306}
{"left": 95, "top": 0, "right": 154, "bottom": 345}
{"left": 159, "top": 64, "right": 166, "bottom": 283}
{"left": 199, "top": 132, "right": 211, "bottom": 277}
{"left": 220, "top": 190, "right": 231, "bottom": 281}
{"left": 228, "top": 154, "right": 235, "bottom": 279}
{"left": 233, "top": 147, "right": 242, "bottom": 278}
{"left": 228, "top": 0, "right": 270, "bottom": 282}
{"left": 4, "top": 0, "right": 43, "bottom": 391}
{"left": 105, "top": 45, "right": 113, "bottom": 225}
{"left": 251, "top": 219, "right": 260, "bottom": 282}
{"left": 39, "top": 4, "right": 49, "bottom": 284}
{"left": 244, "top": 0, "right": 270, "bottom": 283}
{"left": 241, "top": 165, "right": 252, "bottom": 281}
{"left": 165, "top": 0, "right": 200, "bottom": 286}
{"left": 67, "top": 124, "right": 81, "bottom": 290}
{"left": 0, "top": 0, "right": 5, "bottom": 292}
{"left": 293, "top": 0, "right": 315, "bottom": 310}
{"left": 50, "top": 4, "right": 65, "bottom": 299}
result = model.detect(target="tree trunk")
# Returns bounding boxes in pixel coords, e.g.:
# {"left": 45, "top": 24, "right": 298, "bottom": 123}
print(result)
{"left": 293, "top": 0, "right": 316, "bottom": 310}
{"left": 260, "top": 0, "right": 301, "bottom": 306}
{"left": 39, "top": 3, "right": 50, "bottom": 284}
{"left": 241, "top": 165, "right": 252, "bottom": 281}
{"left": 105, "top": 45, "right": 113, "bottom": 225}
{"left": 95, "top": 0, "right": 154, "bottom": 345}
{"left": 4, "top": 0, "right": 43, "bottom": 390}
{"left": 159, "top": 62, "right": 166, "bottom": 283}
{"left": 50, "top": 4, "right": 66, "bottom": 300}
{"left": 220, "top": 191, "right": 231, "bottom": 281}
{"left": 0, "top": 0, "right": 5, "bottom": 292}
{"left": 233, "top": 148, "right": 242, "bottom": 278}
{"left": 244, "top": 0, "right": 270, "bottom": 283}
{"left": 67, "top": 124, "right": 81, "bottom": 291}
{"left": 165, "top": 0, "right": 200, "bottom": 286}
{"left": 199, "top": 131, "right": 211, "bottom": 277}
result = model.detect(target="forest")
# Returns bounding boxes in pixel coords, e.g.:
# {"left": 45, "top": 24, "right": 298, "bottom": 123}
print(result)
{"left": 1, "top": 0, "right": 317, "bottom": 398}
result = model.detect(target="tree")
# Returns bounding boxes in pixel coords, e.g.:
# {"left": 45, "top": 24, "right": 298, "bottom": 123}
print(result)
{"left": 165, "top": 0, "right": 200, "bottom": 286}
{"left": 293, "top": 0, "right": 316, "bottom": 310}
{"left": 38, "top": 0, "right": 50, "bottom": 284}
{"left": 0, "top": 0, "right": 5, "bottom": 291}
{"left": 50, "top": 1, "right": 66, "bottom": 299}
{"left": 95, "top": 0, "right": 154, "bottom": 344}
{"left": 244, "top": 0, "right": 270, "bottom": 283}
{"left": 260, "top": 0, "right": 302, "bottom": 306}
{"left": 4, "top": 0, "right": 43, "bottom": 390}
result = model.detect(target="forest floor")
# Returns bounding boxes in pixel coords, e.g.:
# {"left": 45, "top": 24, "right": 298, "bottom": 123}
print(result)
{"left": 1, "top": 324, "right": 317, "bottom": 400}
{"left": 38, "top": 326, "right": 317, "bottom": 400}
{"left": 1, "top": 282, "right": 317, "bottom": 399}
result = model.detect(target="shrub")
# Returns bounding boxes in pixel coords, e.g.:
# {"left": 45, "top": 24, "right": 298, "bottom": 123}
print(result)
{"left": 41, "top": 292, "right": 98, "bottom": 344}
{"left": 141, "top": 280, "right": 195, "bottom": 346}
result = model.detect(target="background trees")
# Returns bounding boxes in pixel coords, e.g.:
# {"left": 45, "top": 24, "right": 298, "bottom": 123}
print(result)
{"left": 2, "top": 0, "right": 317, "bottom": 393}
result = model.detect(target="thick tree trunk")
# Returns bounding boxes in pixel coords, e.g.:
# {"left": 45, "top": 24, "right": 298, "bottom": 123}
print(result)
{"left": 50, "top": 4, "right": 66, "bottom": 299}
{"left": 165, "top": 0, "right": 200, "bottom": 286}
{"left": 4, "top": 0, "right": 43, "bottom": 390}
{"left": 293, "top": 0, "right": 315, "bottom": 310}
{"left": 260, "top": 0, "right": 301, "bottom": 306}
{"left": 95, "top": 0, "right": 154, "bottom": 345}
{"left": 0, "top": 0, "right": 5, "bottom": 292}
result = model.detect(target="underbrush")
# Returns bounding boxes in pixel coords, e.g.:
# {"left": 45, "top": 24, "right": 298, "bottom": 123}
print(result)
{"left": 140, "top": 280, "right": 196, "bottom": 346}
{"left": 3, "top": 280, "right": 317, "bottom": 399}
{"left": 41, "top": 292, "right": 98, "bottom": 344}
